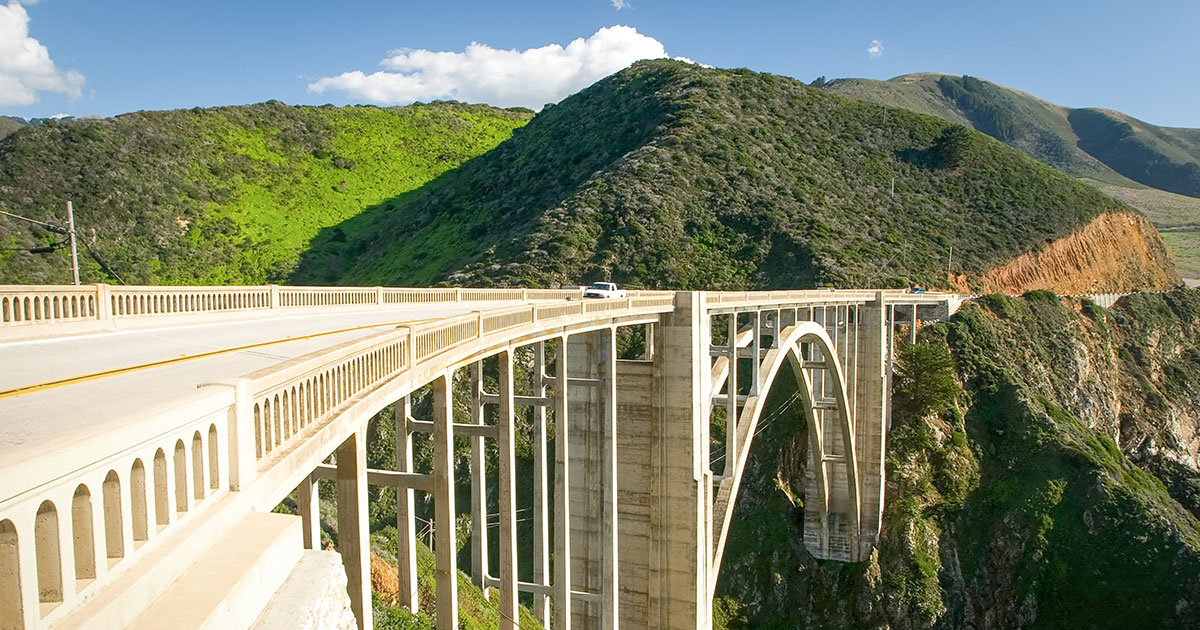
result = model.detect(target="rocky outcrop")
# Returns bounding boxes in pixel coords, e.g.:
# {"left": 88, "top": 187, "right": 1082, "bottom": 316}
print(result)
{"left": 952, "top": 212, "right": 1180, "bottom": 294}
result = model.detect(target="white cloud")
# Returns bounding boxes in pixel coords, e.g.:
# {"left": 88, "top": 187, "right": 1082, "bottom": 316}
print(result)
{"left": 868, "top": 39, "right": 884, "bottom": 59}
{"left": 0, "top": 1, "right": 84, "bottom": 106}
{"left": 309, "top": 25, "right": 681, "bottom": 110}
{"left": 612, "top": 0, "right": 631, "bottom": 8}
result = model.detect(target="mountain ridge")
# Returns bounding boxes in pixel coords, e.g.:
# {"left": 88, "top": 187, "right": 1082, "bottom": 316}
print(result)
{"left": 296, "top": 60, "right": 1177, "bottom": 293}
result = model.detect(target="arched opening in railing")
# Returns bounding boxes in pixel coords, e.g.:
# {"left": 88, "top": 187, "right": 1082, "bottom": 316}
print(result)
{"left": 0, "top": 519, "right": 22, "bottom": 630}
{"left": 208, "top": 424, "right": 220, "bottom": 490}
{"left": 71, "top": 485, "right": 96, "bottom": 582}
{"left": 102, "top": 471, "right": 124, "bottom": 562}
{"left": 153, "top": 450, "right": 170, "bottom": 528}
{"left": 173, "top": 440, "right": 189, "bottom": 513}
{"left": 130, "top": 459, "right": 149, "bottom": 542}
{"left": 35, "top": 500, "right": 62, "bottom": 608}
{"left": 191, "top": 432, "right": 205, "bottom": 501}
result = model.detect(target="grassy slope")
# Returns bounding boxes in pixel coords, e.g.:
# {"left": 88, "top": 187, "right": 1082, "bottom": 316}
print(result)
{"left": 297, "top": 60, "right": 1131, "bottom": 291}
{"left": 0, "top": 101, "right": 531, "bottom": 284}
{"left": 715, "top": 290, "right": 1200, "bottom": 629}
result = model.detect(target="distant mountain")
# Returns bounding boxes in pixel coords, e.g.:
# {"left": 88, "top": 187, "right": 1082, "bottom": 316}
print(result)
{"left": 295, "top": 60, "right": 1176, "bottom": 293}
{"left": 0, "top": 116, "right": 27, "bottom": 140}
{"left": 821, "top": 73, "right": 1200, "bottom": 281}
{"left": 0, "top": 101, "right": 532, "bottom": 284}
{"left": 822, "top": 74, "right": 1200, "bottom": 197}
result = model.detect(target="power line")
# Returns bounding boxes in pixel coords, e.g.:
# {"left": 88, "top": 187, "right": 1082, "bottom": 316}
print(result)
{"left": 0, "top": 209, "right": 67, "bottom": 234}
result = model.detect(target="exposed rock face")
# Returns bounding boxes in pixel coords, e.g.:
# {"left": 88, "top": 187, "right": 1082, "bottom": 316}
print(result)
{"left": 955, "top": 212, "right": 1180, "bottom": 294}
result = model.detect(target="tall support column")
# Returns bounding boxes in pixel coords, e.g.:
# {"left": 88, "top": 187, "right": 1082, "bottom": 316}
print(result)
{"left": 297, "top": 474, "right": 320, "bottom": 550}
{"left": 553, "top": 336, "right": 572, "bottom": 630}
{"left": 433, "top": 373, "right": 459, "bottom": 630}
{"left": 649, "top": 292, "right": 711, "bottom": 630}
{"left": 749, "top": 311, "right": 761, "bottom": 396}
{"left": 854, "top": 294, "right": 888, "bottom": 560}
{"left": 497, "top": 350, "right": 520, "bottom": 630}
{"left": 395, "top": 396, "right": 419, "bottom": 612}
{"left": 725, "top": 314, "right": 738, "bottom": 479}
{"left": 337, "top": 428, "right": 371, "bottom": 630}
{"left": 568, "top": 331, "right": 603, "bottom": 628}
{"left": 469, "top": 361, "right": 489, "bottom": 592}
{"left": 600, "top": 328, "right": 619, "bottom": 630}
{"left": 531, "top": 342, "right": 552, "bottom": 627}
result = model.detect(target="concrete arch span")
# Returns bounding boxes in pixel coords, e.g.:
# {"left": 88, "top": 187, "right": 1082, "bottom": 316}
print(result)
{"left": 710, "top": 321, "right": 862, "bottom": 574}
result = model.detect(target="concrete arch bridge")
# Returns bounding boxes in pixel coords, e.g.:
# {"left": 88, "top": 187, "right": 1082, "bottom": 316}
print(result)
{"left": 0, "top": 284, "right": 962, "bottom": 630}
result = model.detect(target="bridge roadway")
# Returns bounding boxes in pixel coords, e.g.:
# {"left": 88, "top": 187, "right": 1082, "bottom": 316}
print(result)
{"left": 0, "top": 302, "right": 522, "bottom": 449}
{"left": 0, "top": 284, "right": 962, "bottom": 630}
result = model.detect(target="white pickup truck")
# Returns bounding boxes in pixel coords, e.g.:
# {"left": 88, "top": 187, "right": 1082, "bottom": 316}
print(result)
{"left": 582, "top": 282, "right": 627, "bottom": 299}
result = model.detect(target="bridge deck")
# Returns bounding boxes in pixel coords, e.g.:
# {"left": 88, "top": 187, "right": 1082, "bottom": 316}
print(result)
{"left": 0, "top": 302, "right": 522, "bottom": 452}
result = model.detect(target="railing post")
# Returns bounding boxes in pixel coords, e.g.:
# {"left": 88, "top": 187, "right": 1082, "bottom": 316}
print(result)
{"left": 228, "top": 378, "right": 258, "bottom": 491}
{"left": 94, "top": 283, "right": 111, "bottom": 322}
{"left": 268, "top": 284, "right": 280, "bottom": 309}
{"left": 375, "top": 286, "right": 384, "bottom": 305}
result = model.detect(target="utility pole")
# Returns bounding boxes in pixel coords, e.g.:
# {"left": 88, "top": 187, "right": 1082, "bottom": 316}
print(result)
{"left": 947, "top": 245, "right": 953, "bottom": 280}
{"left": 66, "top": 200, "right": 80, "bottom": 285}
{"left": 890, "top": 176, "right": 895, "bottom": 198}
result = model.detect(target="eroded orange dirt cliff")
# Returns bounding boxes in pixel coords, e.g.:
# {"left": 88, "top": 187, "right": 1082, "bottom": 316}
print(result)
{"left": 951, "top": 211, "right": 1180, "bottom": 294}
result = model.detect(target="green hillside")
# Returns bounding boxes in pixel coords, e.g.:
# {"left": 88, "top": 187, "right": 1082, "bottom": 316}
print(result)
{"left": 0, "top": 101, "right": 531, "bottom": 284}
{"left": 295, "top": 60, "right": 1144, "bottom": 291}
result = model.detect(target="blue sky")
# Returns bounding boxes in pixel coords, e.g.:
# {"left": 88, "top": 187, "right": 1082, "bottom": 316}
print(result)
{"left": 3, "top": 0, "right": 1199, "bottom": 127}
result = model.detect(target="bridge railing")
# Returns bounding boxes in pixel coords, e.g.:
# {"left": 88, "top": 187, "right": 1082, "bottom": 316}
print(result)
{"left": 243, "top": 294, "right": 676, "bottom": 467}
{"left": 0, "top": 284, "right": 675, "bottom": 339}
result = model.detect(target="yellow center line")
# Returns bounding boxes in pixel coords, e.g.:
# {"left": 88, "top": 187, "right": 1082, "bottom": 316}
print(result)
{"left": 0, "top": 317, "right": 436, "bottom": 400}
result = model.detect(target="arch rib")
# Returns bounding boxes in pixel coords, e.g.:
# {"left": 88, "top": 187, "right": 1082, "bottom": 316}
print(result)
{"left": 711, "top": 321, "right": 861, "bottom": 573}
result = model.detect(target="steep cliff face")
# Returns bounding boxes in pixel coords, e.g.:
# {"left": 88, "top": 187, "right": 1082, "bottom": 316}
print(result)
{"left": 950, "top": 212, "right": 1179, "bottom": 294}
{"left": 716, "top": 289, "right": 1200, "bottom": 630}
